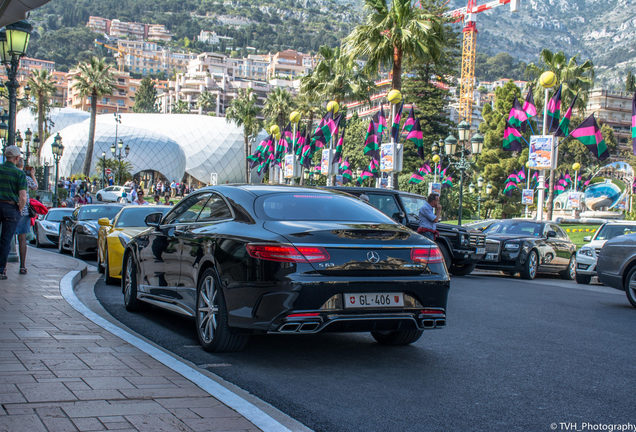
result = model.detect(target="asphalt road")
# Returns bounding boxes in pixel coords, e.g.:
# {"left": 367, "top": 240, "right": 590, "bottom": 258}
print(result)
{"left": 94, "top": 273, "right": 635, "bottom": 432}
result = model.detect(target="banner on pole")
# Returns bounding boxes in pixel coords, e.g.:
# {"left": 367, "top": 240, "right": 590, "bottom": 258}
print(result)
{"left": 521, "top": 189, "right": 534, "bottom": 205}
{"left": 429, "top": 182, "right": 441, "bottom": 196}
{"left": 528, "top": 135, "right": 553, "bottom": 170}
{"left": 567, "top": 192, "right": 582, "bottom": 209}
{"left": 283, "top": 155, "right": 294, "bottom": 178}
{"left": 380, "top": 143, "right": 394, "bottom": 172}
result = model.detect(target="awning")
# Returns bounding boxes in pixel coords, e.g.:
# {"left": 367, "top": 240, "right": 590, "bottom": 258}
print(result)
{"left": 0, "top": 0, "right": 50, "bottom": 28}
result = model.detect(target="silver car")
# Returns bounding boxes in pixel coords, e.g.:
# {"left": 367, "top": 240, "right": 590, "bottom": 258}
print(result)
{"left": 597, "top": 233, "right": 636, "bottom": 308}
{"left": 576, "top": 222, "right": 636, "bottom": 284}
{"left": 34, "top": 208, "right": 74, "bottom": 247}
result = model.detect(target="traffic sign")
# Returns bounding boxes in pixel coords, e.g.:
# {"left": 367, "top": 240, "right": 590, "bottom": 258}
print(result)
{"left": 105, "top": 168, "right": 112, "bottom": 175}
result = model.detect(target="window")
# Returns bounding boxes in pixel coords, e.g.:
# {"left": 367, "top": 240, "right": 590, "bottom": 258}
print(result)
{"left": 367, "top": 194, "right": 402, "bottom": 220}
{"left": 163, "top": 193, "right": 212, "bottom": 225}
{"left": 197, "top": 194, "right": 232, "bottom": 222}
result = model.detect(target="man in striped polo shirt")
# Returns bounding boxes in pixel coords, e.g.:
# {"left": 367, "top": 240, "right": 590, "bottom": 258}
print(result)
{"left": 0, "top": 146, "right": 27, "bottom": 280}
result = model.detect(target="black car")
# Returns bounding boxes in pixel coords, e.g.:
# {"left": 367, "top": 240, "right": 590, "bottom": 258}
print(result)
{"left": 326, "top": 186, "right": 486, "bottom": 275}
{"left": 122, "top": 185, "right": 450, "bottom": 352}
{"left": 476, "top": 219, "right": 577, "bottom": 280}
{"left": 58, "top": 204, "right": 123, "bottom": 257}
{"left": 596, "top": 233, "right": 636, "bottom": 308}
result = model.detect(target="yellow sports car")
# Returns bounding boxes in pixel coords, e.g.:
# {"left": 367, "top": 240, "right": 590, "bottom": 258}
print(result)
{"left": 97, "top": 205, "right": 170, "bottom": 284}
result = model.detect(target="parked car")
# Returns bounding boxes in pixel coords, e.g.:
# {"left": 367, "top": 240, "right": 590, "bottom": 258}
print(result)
{"left": 97, "top": 205, "right": 171, "bottom": 284}
{"left": 58, "top": 204, "right": 123, "bottom": 257}
{"left": 95, "top": 186, "right": 133, "bottom": 203}
{"left": 576, "top": 222, "right": 636, "bottom": 284}
{"left": 596, "top": 233, "right": 636, "bottom": 308}
{"left": 326, "top": 186, "right": 486, "bottom": 275}
{"left": 122, "top": 185, "right": 450, "bottom": 352}
{"left": 34, "top": 208, "right": 74, "bottom": 247}
{"left": 476, "top": 219, "right": 577, "bottom": 280}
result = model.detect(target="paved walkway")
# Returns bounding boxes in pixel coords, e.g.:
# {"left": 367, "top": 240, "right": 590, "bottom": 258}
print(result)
{"left": 0, "top": 247, "right": 260, "bottom": 432}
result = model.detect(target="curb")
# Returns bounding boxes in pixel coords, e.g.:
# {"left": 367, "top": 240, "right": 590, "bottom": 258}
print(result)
{"left": 60, "top": 268, "right": 294, "bottom": 432}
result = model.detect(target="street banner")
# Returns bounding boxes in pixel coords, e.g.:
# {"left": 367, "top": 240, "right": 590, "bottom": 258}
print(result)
{"left": 321, "top": 149, "right": 330, "bottom": 175}
{"left": 521, "top": 189, "right": 534, "bottom": 205}
{"left": 335, "top": 175, "right": 343, "bottom": 186}
{"left": 528, "top": 135, "right": 553, "bottom": 170}
{"left": 283, "top": 154, "right": 294, "bottom": 178}
{"left": 380, "top": 143, "right": 394, "bottom": 172}
{"left": 567, "top": 192, "right": 582, "bottom": 209}
{"left": 429, "top": 182, "right": 441, "bottom": 196}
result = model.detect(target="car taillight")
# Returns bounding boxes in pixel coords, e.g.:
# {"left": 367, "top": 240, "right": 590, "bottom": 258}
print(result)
{"left": 411, "top": 246, "right": 443, "bottom": 264}
{"left": 287, "top": 312, "right": 321, "bottom": 318}
{"left": 246, "top": 244, "right": 330, "bottom": 263}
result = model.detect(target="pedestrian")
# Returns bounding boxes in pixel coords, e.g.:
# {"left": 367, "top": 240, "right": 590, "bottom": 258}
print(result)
{"left": 0, "top": 146, "right": 28, "bottom": 280}
{"left": 133, "top": 190, "right": 149, "bottom": 205}
{"left": 77, "top": 193, "right": 88, "bottom": 205}
{"left": 417, "top": 193, "right": 442, "bottom": 241}
{"left": 153, "top": 194, "right": 161, "bottom": 205}
{"left": 14, "top": 159, "right": 38, "bottom": 275}
{"left": 85, "top": 192, "right": 93, "bottom": 204}
{"left": 163, "top": 195, "right": 172, "bottom": 206}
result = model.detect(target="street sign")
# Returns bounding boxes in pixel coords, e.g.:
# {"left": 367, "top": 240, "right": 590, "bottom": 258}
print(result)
{"left": 105, "top": 168, "right": 112, "bottom": 175}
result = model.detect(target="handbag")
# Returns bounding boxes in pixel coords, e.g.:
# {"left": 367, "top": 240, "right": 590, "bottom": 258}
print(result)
{"left": 27, "top": 203, "right": 37, "bottom": 218}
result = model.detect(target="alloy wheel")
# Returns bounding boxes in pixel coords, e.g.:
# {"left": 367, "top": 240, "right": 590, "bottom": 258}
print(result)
{"left": 197, "top": 276, "right": 219, "bottom": 344}
{"left": 529, "top": 252, "right": 537, "bottom": 279}
{"left": 123, "top": 256, "right": 134, "bottom": 304}
{"left": 568, "top": 257, "right": 576, "bottom": 279}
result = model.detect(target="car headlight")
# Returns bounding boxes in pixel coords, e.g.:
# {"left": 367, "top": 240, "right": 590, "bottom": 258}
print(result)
{"left": 504, "top": 243, "right": 521, "bottom": 251}
{"left": 460, "top": 234, "right": 470, "bottom": 247}
{"left": 578, "top": 247, "right": 594, "bottom": 257}
{"left": 118, "top": 233, "right": 130, "bottom": 248}
{"left": 77, "top": 225, "right": 97, "bottom": 235}
{"left": 40, "top": 221, "right": 57, "bottom": 231}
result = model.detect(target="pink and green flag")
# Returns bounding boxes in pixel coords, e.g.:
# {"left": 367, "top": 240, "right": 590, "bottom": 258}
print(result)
{"left": 408, "top": 163, "right": 432, "bottom": 184}
{"left": 554, "top": 93, "right": 578, "bottom": 138}
{"left": 503, "top": 181, "right": 518, "bottom": 196}
{"left": 631, "top": 91, "right": 635, "bottom": 155}
{"left": 248, "top": 135, "right": 272, "bottom": 168}
{"left": 339, "top": 158, "right": 353, "bottom": 184}
{"left": 547, "top": 85, "right": 562, "bottom": 133}
{"left": 517, "top": 168, "right": 526, "bottom": 182}
{"left": 402, "top": 106, "right": 416, "bottom": 133}
{"left": 503, "top": 123, "right": 523, "bottom": 152}
{"left": 332, "top": 126, "right": 346, "bottom": 165}
{"left": 363, "top": 119, "right": 380, "bottom": 158}
{"left": 570, "top": 114, "right": 609, "bottom": 161}
{"left": 523, "top": 87, "right": 537, "bottom": 118}
{"left": 391, "top": 101, "right": 404, "bottom": 142}
{"left": 373, "top": 105, "right": 388, "bottom": 138}
{"left": 405, "top": 115, "right": 424, "bottom": 159}
{"left": 507, "top": 97, "right": 528, "bottom": 130}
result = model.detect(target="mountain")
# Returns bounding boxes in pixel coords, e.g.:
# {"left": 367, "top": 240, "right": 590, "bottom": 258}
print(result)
{"left": 447, "top": 0, "right": 636, "bottom": 90}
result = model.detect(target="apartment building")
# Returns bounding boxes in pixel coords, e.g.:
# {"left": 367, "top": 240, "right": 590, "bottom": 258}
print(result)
{"left": 117, "top": 40, "right": 195, "bottom": 76}
{"left": 266, "top": 49, "right": 312, "bottom": 80}
{"left": 67, "top": 69, "right": 140, "bottom": 113}
{"left": 51, "top": 71, "right": 69, "bottom": 107}
{"left": 585, "top": 88, "right": 633, "bottom": 150}
{"left": 87, "top": 16, "right": 172, "bottom": 42}
{"left": 230, "top": 55, "right": 268, "bottom": 81}
{"left": 198, "top": 30, "right": 234, "bottom": 46}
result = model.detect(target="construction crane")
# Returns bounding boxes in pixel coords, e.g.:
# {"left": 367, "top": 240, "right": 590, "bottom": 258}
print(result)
{"left": 443, "top": 0, "right": 521, "bottom": 126}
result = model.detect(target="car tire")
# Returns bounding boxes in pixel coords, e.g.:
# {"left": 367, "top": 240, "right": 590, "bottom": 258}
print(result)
{"left": 72, "top": 234, "right": 81, "bottom": 258}
{"left": 575, "top": 274, "right": 591, "bottom": 285}
{"left": 104, "top": 248, "right": 117, "bottom": 285}
{"left": 195, "top": 268, "right": 249, "bottom": 352}
{"left": 437, "top": 243, "right": 452, "bottom": 272}
{"left": 96, "top": 194, "right": 102, "bottom": 202}
{"left": 520, "top": 250, "right": 538, "bottom": 280}
{"left": 97, "top": 246, "right": 104, "bottom": 273}
{"left": 58, "top": 230, "right": 66, "bottom": 254}
{"left": 123, "top": 254, "right": 143, "bottom": 312}
{"left": 34, "top": 227, "right": 41, "bottom": 248}
{"left": 371, "top": 329, "right": 424, "bottom": 346}
{"left": 624, "top": 266, "right": 636, "bottom": 308}
{"left": 450, "top": 263, "right": 476, "bottom": 276}
{"left": 560, "top": 255, "right": 576, "bottom": 280}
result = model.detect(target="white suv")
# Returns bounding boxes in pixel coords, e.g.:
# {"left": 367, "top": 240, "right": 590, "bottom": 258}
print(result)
{"left": 576, "top": 221, "right": 636, "bottom": 284}
{"left": 95, "top": 186, "right": 133, "bottom": 203}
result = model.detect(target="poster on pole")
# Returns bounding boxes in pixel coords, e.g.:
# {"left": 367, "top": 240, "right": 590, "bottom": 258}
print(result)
{"left": 567, "top": 192, "right": 582, "bottom": 209}
{"left": 321, "top": 149, "right": 331, "bottom": 175}
{"left": 429, "top": 182, "right": 441, "bottom": 196}
{"left": 283, "top": 155, "right": 294, "bottom": 178}
{"left": 528, "top": 135, "right": 553, "bottom": 170}
{"left": 380, "top": 143, "right": 394, "bottom": 172}
{"left": 521, "top": 189, "right": 534, "bottom": 205}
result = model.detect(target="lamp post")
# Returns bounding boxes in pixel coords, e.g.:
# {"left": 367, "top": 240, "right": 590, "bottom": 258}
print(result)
{"left": 0, "top": 110, "right": 8, "bottom": 152}
{"left": 51, "top": 133, "right": 64, "bottom": 207}
{"left": 469, "top": 176, "right": 492, "bottom": 219}
{"left": 0, "top": 21, "right": 32, "bottom": 147}
{"left": 110, "top": 138, "right": 129, "bottom": 185}
{"left": 101, "top": 151, "right": 107, "bottom": 189}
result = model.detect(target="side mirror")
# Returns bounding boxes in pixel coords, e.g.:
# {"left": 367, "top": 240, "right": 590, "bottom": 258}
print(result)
{"left": 547, "top": 230, "right": 557, "bottom": 238}
{"left": 145, "top": 212, "right": 163, "bottom": 228}
{"left": 98, "top": 217, "right": 110, "bottom": 227}
{"left": 583, "top": 236, "right": 591, "bottom": 242}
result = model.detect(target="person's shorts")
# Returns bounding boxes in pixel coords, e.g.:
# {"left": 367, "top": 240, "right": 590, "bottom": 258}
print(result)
{"left": 15, "top": 215, "right": 31, "bottom": 235}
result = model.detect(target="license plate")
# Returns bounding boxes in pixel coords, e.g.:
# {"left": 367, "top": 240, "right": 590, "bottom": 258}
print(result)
{"left": 476, "top": 247, "right": 485, "bottom": 255}
{"left": 485, "top": 253, "right": 498, "bottom": 261}
{"left": 344, "top": 293, "right": 404, "bottom": 308}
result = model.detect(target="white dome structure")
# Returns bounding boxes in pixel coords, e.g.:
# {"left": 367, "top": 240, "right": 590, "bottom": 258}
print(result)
{"left": 16, "top": 107, "right": 90, "bottom": 137}
{"left": 37, "top": 112, "right": 249, "bottom": 183}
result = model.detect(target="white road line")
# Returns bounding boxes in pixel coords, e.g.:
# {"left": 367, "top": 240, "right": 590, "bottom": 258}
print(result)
{"left": 60, "top": 270, "right": 296, "bottom": 432}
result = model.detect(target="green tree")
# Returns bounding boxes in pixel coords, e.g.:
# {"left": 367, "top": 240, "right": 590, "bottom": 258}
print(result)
{"left": 626, "top": 70, "right": 635, "bottom": 92}
{"left": 344, "top": 0, "right": 445, "bottom": 91}
{"left": 132, "top": 77, "right": 158, "bottom": 113}
{"left": 95, "top": 157, "right": 133, "bottom": 186}
{"left": 196, "top": 90, "right": 217, "bottom": 115}
{"left": 27, "top": 69, "right": 56, "bottom": 159}
{"left": 263, "top": 87, "right": 294, "bottom": 131}
{"left": 526, "top": 49, "right": 595, "bottom": 112}
{"left": 72, "top": 57, "right": 115, "bottom": 176}
{"left": 172, "top": 99, "right": 190, "bottom": 114}
{"left": 226, "top": 88, "right": 262, "bottom": 182}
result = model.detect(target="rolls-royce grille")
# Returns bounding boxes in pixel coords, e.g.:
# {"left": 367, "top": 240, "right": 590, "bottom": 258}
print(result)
{"left": 485, "top": 241, "right": 500, "bottom": 254}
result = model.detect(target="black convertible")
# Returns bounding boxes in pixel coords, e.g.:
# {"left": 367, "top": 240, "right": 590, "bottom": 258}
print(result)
{"left": 121, "top": 185, "right": 450, "bottom": 352}
{"left": 58, "top": 204, "right": 123, "bottom": 257}
{"left": 476, "top": 219, "right": 577, "bottom": 280}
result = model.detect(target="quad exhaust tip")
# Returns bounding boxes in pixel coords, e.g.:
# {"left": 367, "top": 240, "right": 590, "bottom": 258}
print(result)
{"left": 279, "top": 323, "right": 301, "bottom": 332}
{"left": 421, "top": 319, "right": 446, "bottom": 328}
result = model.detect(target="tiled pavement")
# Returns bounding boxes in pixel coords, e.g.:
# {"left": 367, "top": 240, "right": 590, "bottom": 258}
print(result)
{"left": 0, "top": 247, "right": 261, "bottom": 432}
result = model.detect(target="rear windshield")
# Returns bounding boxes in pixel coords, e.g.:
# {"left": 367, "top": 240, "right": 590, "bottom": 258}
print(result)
{"left": 115, "top": 207, "right": 169, "bottom": 228}
{"left": 78, "top": 205, "right": 122, "bottom": 221}
{"left": 257, "top": 193, "right": 394, "bottom": 223}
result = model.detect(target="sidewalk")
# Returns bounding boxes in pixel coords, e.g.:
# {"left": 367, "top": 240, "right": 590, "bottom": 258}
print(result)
{"left": 0, "top": 247, "right": 261, "bottom": 432}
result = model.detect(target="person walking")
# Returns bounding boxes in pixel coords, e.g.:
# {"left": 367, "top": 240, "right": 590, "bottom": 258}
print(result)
{"left": 14, "top": 159, "right": 38, "bottom": 274}
{"left": 417, "top": 193, "right": 442, "bottom": 241}
{"left": 0, "top": 146, "right": 27, "bottom": 280}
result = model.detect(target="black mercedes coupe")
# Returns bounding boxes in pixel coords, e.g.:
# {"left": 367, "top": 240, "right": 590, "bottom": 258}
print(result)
{"left": 121, "top": 185, "right": 450, "bottom": 352}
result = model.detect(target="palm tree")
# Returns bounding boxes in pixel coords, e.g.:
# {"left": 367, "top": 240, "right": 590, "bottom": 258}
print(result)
{"left": 73, "top": 57, "right": 115, "bottom": 177}
{"left": 263, "top": 87, "right": 294, "bottom": 131}
{"left": 526, "top": 49, "right": 595, "bottom": 111}
{"left": 226, "top": 88, "right": 262, "bottom": 182}
{"left": 344, "top": 0, "right": 445, "bottom": 91}
{"left": 197, "top": 90, "right": 217, "bottom": 115}
{"left": 27, "top": 69, "right": 56, "bottom": 160}
{"left": 172, "top": 100, "right": 190, "bottom": 114}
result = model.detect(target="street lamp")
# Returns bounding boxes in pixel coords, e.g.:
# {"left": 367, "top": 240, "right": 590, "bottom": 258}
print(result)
{"left": 110, "top": 138, "right": 129, "bottom": 185}
{"left": 0, "top": 21, "right": 32, "bottom": 147}
{"left": 101, "top": 151, "right": 107, "bottom": 189}
{"left": 0, "top": 111, "right": 8, "bottom": 150}
{"left": 469, "top": 176, "right": 492, "bottom": 219}
{"left": 51, "top": 133, "right": 64, "bottom": 207}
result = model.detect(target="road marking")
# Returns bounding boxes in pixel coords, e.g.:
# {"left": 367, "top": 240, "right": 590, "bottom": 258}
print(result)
{"left": 60, "top": 270, "right": 297, "bottom": 432}
{"left": 468, "top": 272, "right": 622, "bottom": 295}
